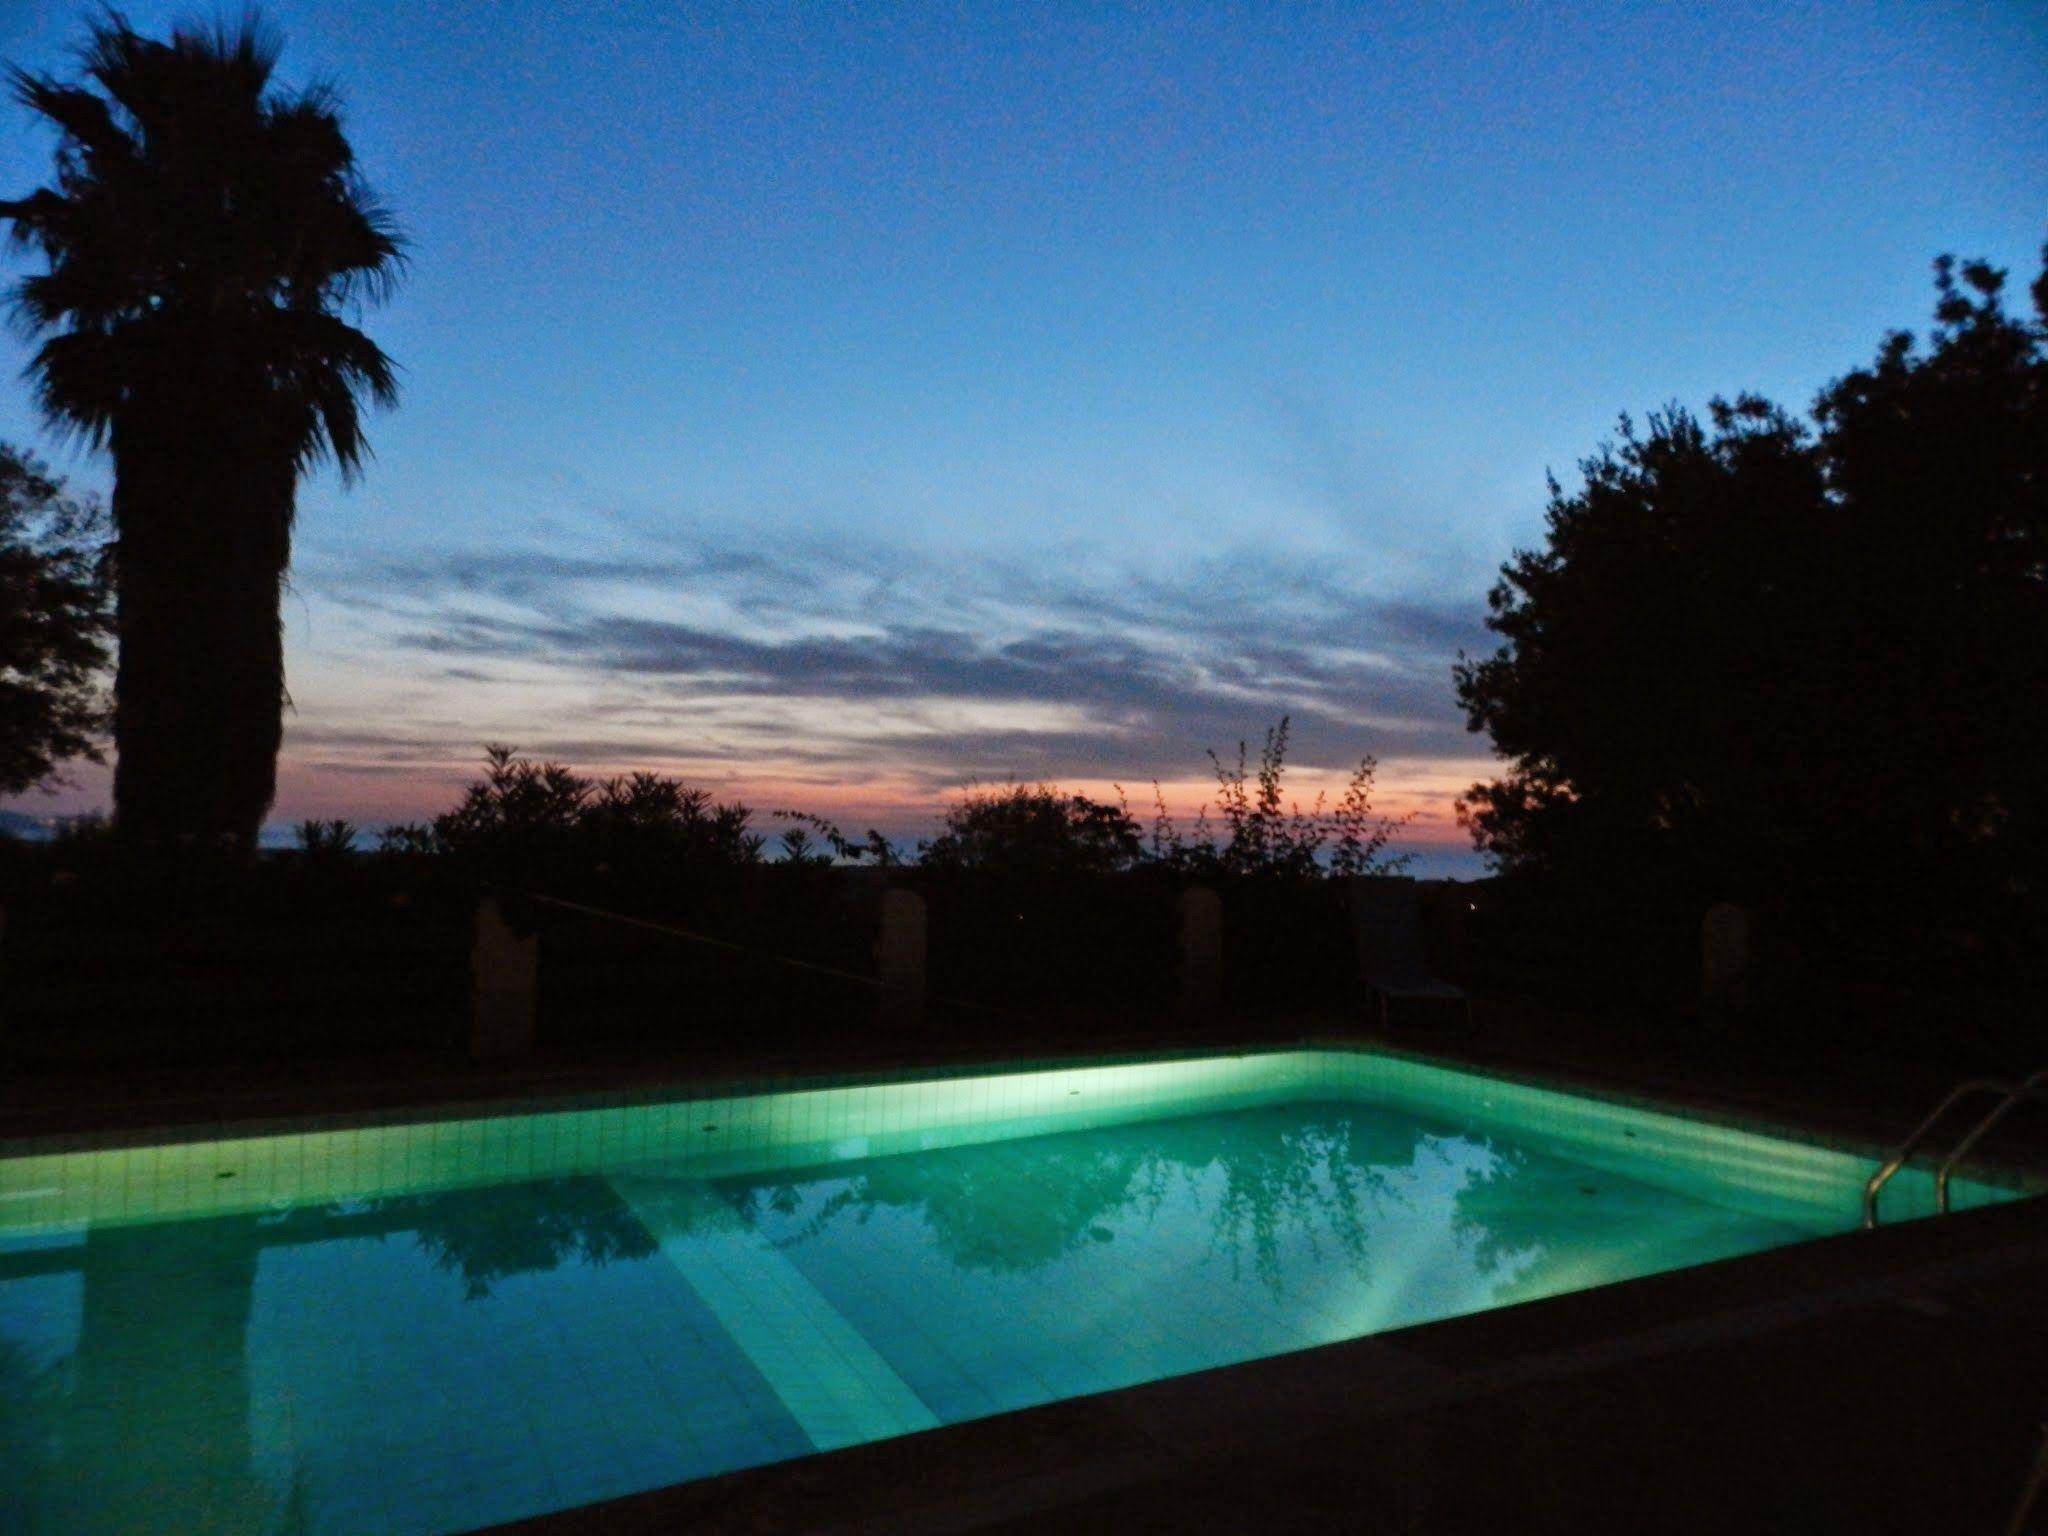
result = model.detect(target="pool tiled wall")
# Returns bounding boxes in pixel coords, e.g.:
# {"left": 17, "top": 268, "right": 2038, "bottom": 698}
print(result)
{"left": 0, "top": 1052, "right": 1309, "bottom": 1232}
{"left": 1303, "top": 1050, "right": 2000, "bottom": 1226}
{"left": 0, "top": 1046, "right": 2020, "bottom": 1235}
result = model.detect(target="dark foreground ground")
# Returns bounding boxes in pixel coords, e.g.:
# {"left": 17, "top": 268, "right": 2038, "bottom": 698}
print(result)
{"left": 4, "top": 1007, "right": 2045, "bottom": 1534}
{"left": 5, "top": 992, "right": 2041, "bottom": 1152}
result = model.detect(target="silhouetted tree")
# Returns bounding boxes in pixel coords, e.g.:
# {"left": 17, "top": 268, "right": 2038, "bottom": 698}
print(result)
{"left": 1456, "top": 245, "right": 2048, "bottom": 960}
{"left": 1, "top": 14, "right": 403, "bottom": 847}
{"left": 0, "top": 444, "right": 110, "bottom": 793}
{"left": 1454, "top": 399, "right": 1823, "bottom": 890}
{"left": 921, "top": 722, "right": 1411, "bottom": 881}
{"left": 292, "top": 817, "right": 357, "bottom": 859}
{"left": 1806, "top": 254, "right": 2048, "bottom": 913}
{"left": 421, "top": 744, "right": 762, "bottom": 885}
{"left": 921, "top": 782, "right": 1144, "bottom": 877}
{"left": 1149, "top": 717, "right": 1411, "bottom": 880}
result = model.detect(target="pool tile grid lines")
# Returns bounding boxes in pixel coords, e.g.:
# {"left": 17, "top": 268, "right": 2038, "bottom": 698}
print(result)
{"left": 1, "top": 1051, "right": 1311, "bottom": 1231}
{"left": 1, "top": 1045, "right": 2030, "bottom": 1240}
{"left": 615, "top": 1174, "right": 939, "bottom": 1452}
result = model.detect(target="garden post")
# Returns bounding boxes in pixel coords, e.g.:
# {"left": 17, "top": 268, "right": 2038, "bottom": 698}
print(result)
{"left": 471, "top": 895, "right": 538, "bottom": 1058}
{"left": 1177, "top": 885, "right": 1222, "bottom": 1027}
{"left": 878, "top": 887, "right": 927, "bottom": 1032}
{"left": 1701, "top": 901, "right": 1754, "bottom": 1033}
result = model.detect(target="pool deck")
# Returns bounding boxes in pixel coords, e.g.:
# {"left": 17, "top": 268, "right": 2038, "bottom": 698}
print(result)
{"left": 6, "top": 1021, "right": 2046, "bottom": 1533}
{"left": 0, "top": 1003, "right": 2026, "bottom": 1152}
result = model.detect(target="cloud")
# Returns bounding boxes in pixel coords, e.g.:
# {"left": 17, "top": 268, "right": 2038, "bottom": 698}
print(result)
{"left": 287, "top": 522, "right": 1500, "bottom": 831}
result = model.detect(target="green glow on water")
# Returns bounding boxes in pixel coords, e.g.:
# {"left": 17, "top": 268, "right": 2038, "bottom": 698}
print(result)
{"left": 0, "top": 1049, "right": 2025, "bottom": 1534}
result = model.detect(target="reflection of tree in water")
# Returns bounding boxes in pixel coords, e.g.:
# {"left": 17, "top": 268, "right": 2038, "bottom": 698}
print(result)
{"left": 0, "top": 1335, "right": 56, "bottom": 1530}
{"left": 741, "top": 1137, "right": 1165, "bottom": 1273}
{"left": 1, "top": 1238, "right": 327, "bottom": 1535}
{"left": 737, "top": 1107, "right": 1514, "bottom": 1293}
{"left": 346, "top": 1112, "right": 1555, "bottom": 1308}
{"left": 1170, "top": 1114, "right": 1542, "bottom": 1295}
{"left": 271, "top": 1459, "right": 317, "bottom": 1536}
{"left": 1198, "top": 1112, "right": 1388, "bottom": 1287}
{"left": 1442, "top": 1134, "right": 1551, "bottom": 1283}
{"left": 385, "top": 1177, "right": 656, "bottom": 1301}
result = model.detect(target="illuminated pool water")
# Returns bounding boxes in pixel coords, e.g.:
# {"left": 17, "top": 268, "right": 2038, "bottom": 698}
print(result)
{"left": 0, "top": 1048, "right": 2025, "bottom": 1534}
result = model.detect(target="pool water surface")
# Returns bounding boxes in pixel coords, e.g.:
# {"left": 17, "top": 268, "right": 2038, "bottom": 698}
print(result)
{"left": 0, "top": 1049, "right": 2022, "bottom": 1534}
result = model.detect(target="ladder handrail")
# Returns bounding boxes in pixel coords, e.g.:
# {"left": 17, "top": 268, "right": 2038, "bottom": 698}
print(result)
{"left": 1862, "top": 1075, "right": 2028, "bottom": 1229}
{"left": 1933, "top": 1068, "right": 2048, "bottom": 1216}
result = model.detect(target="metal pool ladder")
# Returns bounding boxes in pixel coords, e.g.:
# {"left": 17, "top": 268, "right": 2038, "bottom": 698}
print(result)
{"left": 1862, "top": 1069, "right": 2048, "bottom": 1229}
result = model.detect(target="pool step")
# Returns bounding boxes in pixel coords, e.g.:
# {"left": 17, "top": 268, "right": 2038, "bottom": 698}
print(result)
{"left": 611, "top": 1175, "right": 939, "bottom": 1451}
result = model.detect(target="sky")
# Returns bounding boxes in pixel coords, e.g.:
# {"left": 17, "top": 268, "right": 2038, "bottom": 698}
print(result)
{"left": 1, "top": 0, "right": 2045, "bottom": 871}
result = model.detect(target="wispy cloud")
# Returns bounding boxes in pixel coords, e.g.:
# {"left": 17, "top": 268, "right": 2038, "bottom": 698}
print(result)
{"left": 280, "top": 520, "right": 1499, "bottom": 848}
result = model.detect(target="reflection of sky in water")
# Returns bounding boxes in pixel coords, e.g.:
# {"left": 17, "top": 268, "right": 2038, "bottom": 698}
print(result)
{"left": 0, "top": 1101, "right": 1823, "bottom": 1535}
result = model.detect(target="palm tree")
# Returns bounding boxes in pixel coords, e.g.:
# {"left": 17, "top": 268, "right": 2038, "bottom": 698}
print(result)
{"left": 1, "top": 13, "right": 402, "bottom": 847}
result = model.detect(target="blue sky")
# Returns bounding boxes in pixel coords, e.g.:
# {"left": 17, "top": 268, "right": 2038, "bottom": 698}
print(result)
{"left": 2, "top": 1, "right": 2044, "bottom": 869}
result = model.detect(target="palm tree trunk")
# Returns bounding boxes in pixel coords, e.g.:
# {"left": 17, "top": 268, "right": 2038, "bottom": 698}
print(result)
{"left": 110, "top": 391, "right": 294, "bottom": 850}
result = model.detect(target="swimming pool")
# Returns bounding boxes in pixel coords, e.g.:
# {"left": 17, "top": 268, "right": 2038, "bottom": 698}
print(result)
{"left": 0, "top": 1046, "right": 2026, "bottom": 1534}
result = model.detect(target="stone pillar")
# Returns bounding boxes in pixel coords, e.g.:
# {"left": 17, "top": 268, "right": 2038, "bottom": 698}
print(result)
{"left": 471, "top": 895, "right": 538, "bottom": 1058}
{"left": 1701, "top": 901, "right": 1754, "bottom": 1033}
{"left": 1177, "top": 886, "right": 1222, "bottom": 1028}
{"left": 878, "top": 887, "right": 927, "bottom": 1032}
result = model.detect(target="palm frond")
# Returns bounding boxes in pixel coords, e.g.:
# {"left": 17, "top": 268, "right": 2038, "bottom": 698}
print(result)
{"left": 25, "top": 331, "right": 125, "bottom": 447}
{"left": 2, "top": 8, "right": 404, "bottom": 462}
{"left": 0, "top": 189, "right": 74, "bottom": 253}
{"left": 261, "top": 305, "right": 398, "bottom": 478}
{"left": 6, "top": 70, "right": 132, "bottom": 161}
